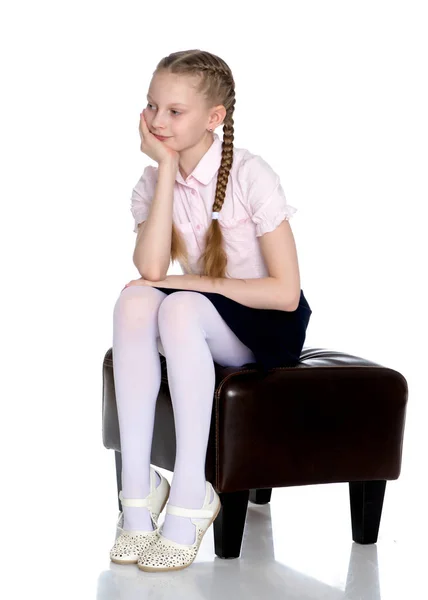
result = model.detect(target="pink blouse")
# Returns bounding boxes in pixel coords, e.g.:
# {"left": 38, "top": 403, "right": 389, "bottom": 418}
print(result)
{"left": 130, "top": 132, "right": 297, "bottom": 279}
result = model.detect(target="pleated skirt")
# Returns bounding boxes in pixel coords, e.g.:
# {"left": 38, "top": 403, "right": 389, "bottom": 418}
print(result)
{"left": 151, "top": 285, "right": 312, "bottom": 373}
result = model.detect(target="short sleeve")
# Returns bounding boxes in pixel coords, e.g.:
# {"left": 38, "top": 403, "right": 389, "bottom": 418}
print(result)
{"left": 130, "top": 165, "right": 157, "bottom": 233}
{"left": 239, "top": 155, "right": 297, "bottom": 237}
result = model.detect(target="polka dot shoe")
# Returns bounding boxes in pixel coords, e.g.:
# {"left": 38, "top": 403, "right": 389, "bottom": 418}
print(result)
{"left": 137, "top": 481, "right": 221, "bottom": 572}
{"left": 110, "top": 467, "right": 170, "bottom": 565}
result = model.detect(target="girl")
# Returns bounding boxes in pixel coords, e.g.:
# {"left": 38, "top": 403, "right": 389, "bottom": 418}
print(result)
{"left": 110, "top": 49, "right": 312, "bottom": 572}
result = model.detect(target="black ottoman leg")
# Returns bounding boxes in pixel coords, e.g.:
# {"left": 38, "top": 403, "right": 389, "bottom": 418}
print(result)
{"left": 114, "top": 451, "right": 123, "bottom": 512}
{"left": 214, "top": 490, "right": 250, "bottom": 559}
{"left": 249, "top": 488, "right": 272, "bottom": 504}
{"left": 349, "top": 480, "right": 387, "bottom": 544}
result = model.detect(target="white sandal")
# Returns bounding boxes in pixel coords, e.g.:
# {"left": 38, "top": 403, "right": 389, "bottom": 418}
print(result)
{"left": 137, "top": 481, "right": 221, "bottom": 572}
{"left": 110, "top": 467, "right": 170, "bottom": 564}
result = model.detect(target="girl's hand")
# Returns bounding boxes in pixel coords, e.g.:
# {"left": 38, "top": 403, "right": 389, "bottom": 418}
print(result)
{"left": 121, "top": 277, "right": 153, "bottom": 292}
{"left": 121, "top": 276, "right": 171, "bottom": 292}
{"left": 139, "top": 109, "right": 180, "bottom": 167}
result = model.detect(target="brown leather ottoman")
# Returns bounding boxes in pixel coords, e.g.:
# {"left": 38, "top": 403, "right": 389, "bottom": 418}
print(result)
{"left": 102, "top": 346, "right": 408, "bottom": 559}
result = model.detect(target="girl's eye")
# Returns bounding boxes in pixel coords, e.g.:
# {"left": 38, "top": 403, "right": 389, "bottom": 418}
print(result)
{"left": 146, "top": 103, "right": 181, "bottom": 116}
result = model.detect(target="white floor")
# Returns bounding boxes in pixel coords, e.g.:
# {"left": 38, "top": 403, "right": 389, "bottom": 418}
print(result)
{"left": 96, "top": 398, "right": 425, "bottom": 598}
{"left": 93, "top": 462, "right": 426, "bottom": 600}
{"left": 5, "top": 358, "right": 425, "bottom": 600}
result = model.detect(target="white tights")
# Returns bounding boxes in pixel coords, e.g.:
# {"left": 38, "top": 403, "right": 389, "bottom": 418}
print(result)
{"left": 112, "top": 285, "right": 256, "bottom": 544}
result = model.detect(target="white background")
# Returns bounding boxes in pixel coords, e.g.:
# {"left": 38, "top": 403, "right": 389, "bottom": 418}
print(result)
{"left": 1, "top": 1, "right": 427, "bottom": 598}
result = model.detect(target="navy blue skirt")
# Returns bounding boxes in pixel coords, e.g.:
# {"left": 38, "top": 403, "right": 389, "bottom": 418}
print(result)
{"left": 151, "top": 286, "right": 312, "bottom": 373}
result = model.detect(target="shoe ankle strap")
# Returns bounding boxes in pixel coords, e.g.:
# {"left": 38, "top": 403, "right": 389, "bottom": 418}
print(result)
{"left": 165, "top": 482, "right": 216, "bottom": 518}
{"left": 119, "top": 490, "right": 151, "bottom": 508}
{"left": 166, "top": 504, "right": 213, "bottom": 518}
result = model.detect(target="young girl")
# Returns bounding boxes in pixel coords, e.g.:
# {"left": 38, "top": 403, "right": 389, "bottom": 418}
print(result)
{"left": 110, "top": 49, "right": 312, "bottom": 572}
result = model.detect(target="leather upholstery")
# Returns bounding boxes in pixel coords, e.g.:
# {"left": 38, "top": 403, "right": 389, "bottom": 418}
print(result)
{"left": 102, "top": 346, "right": 408, "bottom": 493}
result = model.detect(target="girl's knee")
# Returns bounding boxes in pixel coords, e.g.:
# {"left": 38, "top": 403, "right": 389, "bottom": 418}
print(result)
{"left": 114, "top": 286, "right": 166, "bottom": 324}
{"left": 158, "top": 292, "right": 203, "bottom": 332}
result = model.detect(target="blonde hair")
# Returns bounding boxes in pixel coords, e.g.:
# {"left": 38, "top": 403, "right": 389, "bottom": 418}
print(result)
{"left": 153, "top": 49, "right": 236, "bottom": 281}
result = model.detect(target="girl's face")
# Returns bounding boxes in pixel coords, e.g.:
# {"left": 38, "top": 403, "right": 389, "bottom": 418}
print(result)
{"left": 144, "top": 73, "right": 214, "bottom": 150}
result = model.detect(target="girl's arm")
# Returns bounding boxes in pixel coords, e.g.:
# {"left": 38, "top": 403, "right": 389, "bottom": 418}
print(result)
{"left": 147, "top": 273, "right": 297, "bottom": 312}
{"left": 133, "top": 159, "right": 178, "bottom": 281}
{"left": 147, "top": 219, "right": 301, "bottom": 311}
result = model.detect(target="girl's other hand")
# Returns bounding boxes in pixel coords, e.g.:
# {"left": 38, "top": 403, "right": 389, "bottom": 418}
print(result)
{"left": 139, "top": 110, "right": 180, "bottom": 167}
{"left": 121, "top": 275, "right": 172, "bottom": 292}
{"left": 121, "top": 277, "right": 152, "bottom": 292}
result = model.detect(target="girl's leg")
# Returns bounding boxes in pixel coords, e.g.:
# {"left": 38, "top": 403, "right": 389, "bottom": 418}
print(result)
{"left": 112, "top": 285, "right": 168, "bottom": 532}
{"left": 157, "top": 291, "right": 256, "bottom": 545}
